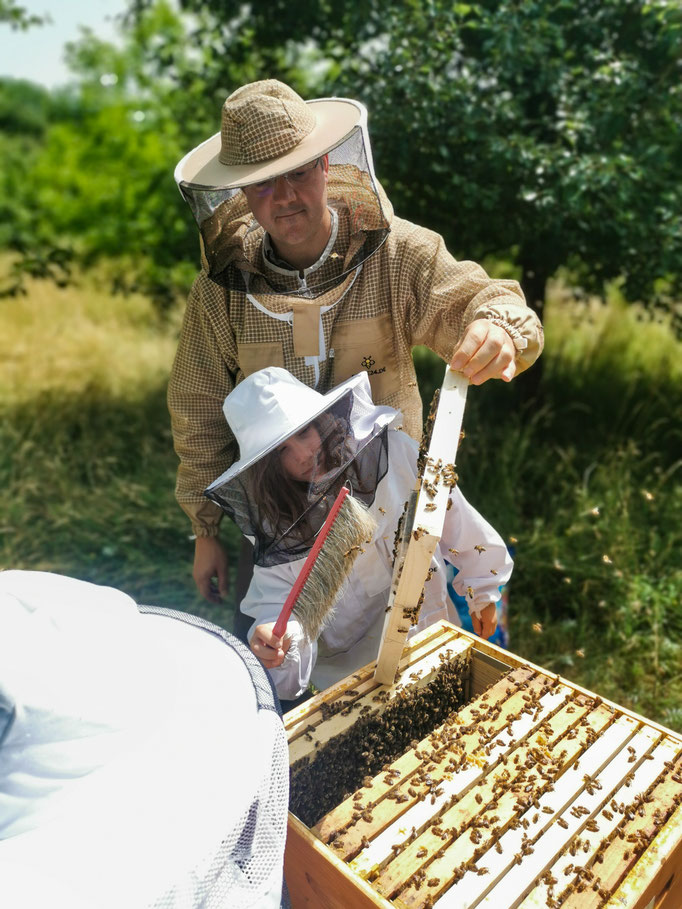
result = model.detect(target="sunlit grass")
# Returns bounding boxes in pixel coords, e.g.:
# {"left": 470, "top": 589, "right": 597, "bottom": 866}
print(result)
{"left": 0, "top": 271, "right": 239, "bottom": 629}
{"left": 0, "top": 272, "right": 179, "bottom": 398}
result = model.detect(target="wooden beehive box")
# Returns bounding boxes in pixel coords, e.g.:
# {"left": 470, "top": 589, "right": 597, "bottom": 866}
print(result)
{"left": 283, "top": 622, "right": 682, "bottom": 908}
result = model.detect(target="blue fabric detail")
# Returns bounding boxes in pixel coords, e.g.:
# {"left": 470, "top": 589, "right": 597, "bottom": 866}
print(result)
{"left": 444, "top": 561, "right": 510, "bottom": 650}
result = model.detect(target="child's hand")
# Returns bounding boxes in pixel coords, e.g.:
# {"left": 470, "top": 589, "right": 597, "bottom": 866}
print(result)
{"left": 471, "top": 603, "right": 497, "bottom": 640}
{"left": 250, "top": 622, "right": 292, "bottom": 669}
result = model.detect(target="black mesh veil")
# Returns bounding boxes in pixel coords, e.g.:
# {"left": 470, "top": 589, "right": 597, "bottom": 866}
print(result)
{"left": 176, "top": 124, "right": 390, "bottom": 300}
{"left": 205, "top": 388, "right": 390, "bottom": 567}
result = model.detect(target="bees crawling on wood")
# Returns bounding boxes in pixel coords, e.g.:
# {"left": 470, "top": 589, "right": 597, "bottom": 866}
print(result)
{"left": 423, "top": 480, "right": 438, "bottom": 499}
{"left": 441, "top": 469, "right": 459, "bottom": 490}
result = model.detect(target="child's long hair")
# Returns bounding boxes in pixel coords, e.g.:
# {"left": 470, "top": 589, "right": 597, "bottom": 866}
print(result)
{"left": 247, "top": 411, "right": 351, "bottom": 545}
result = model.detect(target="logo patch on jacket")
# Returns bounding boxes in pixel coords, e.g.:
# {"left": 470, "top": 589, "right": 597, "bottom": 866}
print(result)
{"left": 361, "top": 354, "right": 386, "bottom": 376}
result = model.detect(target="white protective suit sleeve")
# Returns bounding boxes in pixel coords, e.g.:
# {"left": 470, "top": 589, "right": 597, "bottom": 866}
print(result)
{"left": 439, "top": 485, "right": 513, "bottom": 615}
{"left": 240, "top": 561, "right": 317, "bottom": 701}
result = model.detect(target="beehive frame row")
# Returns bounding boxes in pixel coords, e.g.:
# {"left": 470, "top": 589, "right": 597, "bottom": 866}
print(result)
{"left": 284, "top": 624, "right": 682, "bottom": 909}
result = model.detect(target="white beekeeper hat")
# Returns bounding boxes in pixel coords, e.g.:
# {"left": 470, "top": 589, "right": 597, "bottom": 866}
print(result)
{"left": 216, "top": 366, "right": 371, "bottom": 484}
{"left": 0, "top": 570, "right": 287, "bottom": 909}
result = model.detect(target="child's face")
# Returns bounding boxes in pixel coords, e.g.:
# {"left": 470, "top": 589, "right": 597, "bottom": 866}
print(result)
{"left": 277, "top": 424, "right": 323, "bottom": 482}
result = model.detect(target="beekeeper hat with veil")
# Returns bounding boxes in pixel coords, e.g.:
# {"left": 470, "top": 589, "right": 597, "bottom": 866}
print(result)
{"left": 204, "top": 367, "right": 397, "bottom": 570}
{"left": 174, "top": 79, "right": 391, "bottom": 300}
{"left": 0, "top": 570, "right": 289, "bottom": 909}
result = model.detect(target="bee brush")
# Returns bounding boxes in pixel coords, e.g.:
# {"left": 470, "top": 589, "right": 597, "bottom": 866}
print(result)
{"left": 273, "top": 485, "right": 377, "bottom": 642}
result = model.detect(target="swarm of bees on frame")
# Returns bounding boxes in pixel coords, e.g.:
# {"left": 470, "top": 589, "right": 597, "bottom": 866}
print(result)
{"left": 417, "top": 388, "right": 440, "bottom": 478}
{"left": 289, "top": 651, "right": 470, "bottom": 827}
{"left": 289, "top": 381, "right": 682, "bottom": 903}
{"left": 290, "top": 653, "right": 682, "bottom": 907}
{"left": 385, "top": 387, "right": 465, "bottom": 632}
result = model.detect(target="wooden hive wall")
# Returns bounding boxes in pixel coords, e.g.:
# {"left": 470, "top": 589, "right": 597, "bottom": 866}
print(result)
{"left": 285, "top": 624, "right": 682, "bottom": 908}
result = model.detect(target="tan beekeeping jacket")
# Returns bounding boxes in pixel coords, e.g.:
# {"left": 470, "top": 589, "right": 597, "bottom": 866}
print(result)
{"left": 168, "top": 178, "right": 543, "bottom": 537}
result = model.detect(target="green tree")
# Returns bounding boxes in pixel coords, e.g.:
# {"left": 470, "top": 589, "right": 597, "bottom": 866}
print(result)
{"left": 0, "top": 0, "right": 47, "bottom": 29}
{"left": 0, "top": 4, "right": 199, "bottom": 305}
{"left": 156, "top": 0, "right": 682, "bottom": 326}
{"left": 4, "top": 0, "right": 681, "bottom": 327}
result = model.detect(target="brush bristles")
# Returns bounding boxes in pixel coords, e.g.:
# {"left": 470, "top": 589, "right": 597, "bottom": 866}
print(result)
{"left": 293, "top": 495, "right": 378, "bottom": 642}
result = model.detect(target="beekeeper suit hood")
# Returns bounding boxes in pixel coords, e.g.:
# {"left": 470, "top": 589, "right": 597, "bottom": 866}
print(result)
{"left": 174, "top": 79, "right": 392, "bottom": 301}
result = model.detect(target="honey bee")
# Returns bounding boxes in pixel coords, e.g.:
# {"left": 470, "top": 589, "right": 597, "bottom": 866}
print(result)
{"left": 474, "top": 544, "right": 486, "bottom": 554}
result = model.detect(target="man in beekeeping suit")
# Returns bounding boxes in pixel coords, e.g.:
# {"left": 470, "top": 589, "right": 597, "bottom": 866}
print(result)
{"left": 170, "top": 79, "right": 543, "bottom": 614}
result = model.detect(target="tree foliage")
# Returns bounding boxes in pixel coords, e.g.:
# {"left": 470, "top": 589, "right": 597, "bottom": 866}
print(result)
{"left": 2, "top": 0, "right": 682, "bottom": 324}
{"left": 1, "top": 5, "right": 197, "bottom": 305}
{"left": 164, "top": 0, "right": 682, "bottom": 320}
{"left": 0, "top": 0, "right": 47, "bottom": 30}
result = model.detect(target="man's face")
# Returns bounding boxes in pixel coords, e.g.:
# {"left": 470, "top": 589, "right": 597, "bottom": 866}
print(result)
{"left": 243, "top": 156, "right": 331, "bottom": 268}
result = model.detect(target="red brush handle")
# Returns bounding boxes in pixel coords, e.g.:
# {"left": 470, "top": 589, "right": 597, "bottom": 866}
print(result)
{"left": 272, "top": 485, "right": 350, "bottom": 639}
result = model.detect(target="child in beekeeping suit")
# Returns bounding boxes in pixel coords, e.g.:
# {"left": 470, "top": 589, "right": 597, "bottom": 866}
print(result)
{"left": 206, "top": 366, "right": 513, "bottom": 701}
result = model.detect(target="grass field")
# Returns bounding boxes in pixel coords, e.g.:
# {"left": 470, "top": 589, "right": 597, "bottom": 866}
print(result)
{"left": 2, "top": 273, "right": 680, "bottom": 731}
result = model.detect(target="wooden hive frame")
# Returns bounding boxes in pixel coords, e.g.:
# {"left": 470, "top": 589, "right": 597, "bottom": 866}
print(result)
{"left": 284, "top": 624, "right": 682, "bottom": 909}
{"left": 375, "top": 367, "right": 468, "bottom": 685}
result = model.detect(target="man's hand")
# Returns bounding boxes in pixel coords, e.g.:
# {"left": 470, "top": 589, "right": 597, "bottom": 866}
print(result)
{"left": 471, "top": 603, "right": 497, "bottom": 640}
{"left": 450, "top": 321, "right": 516, "bottom": 385}
{"left": 193, "top": 536, "right": 230, "bottom": 603}
{"left": 250, "top": 622, "right": 291, "bottom": 670}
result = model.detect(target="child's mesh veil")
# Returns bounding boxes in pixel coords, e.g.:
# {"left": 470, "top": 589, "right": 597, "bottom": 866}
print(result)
{"left": 205, "top": 386, "right": 389, "bottom": 567}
